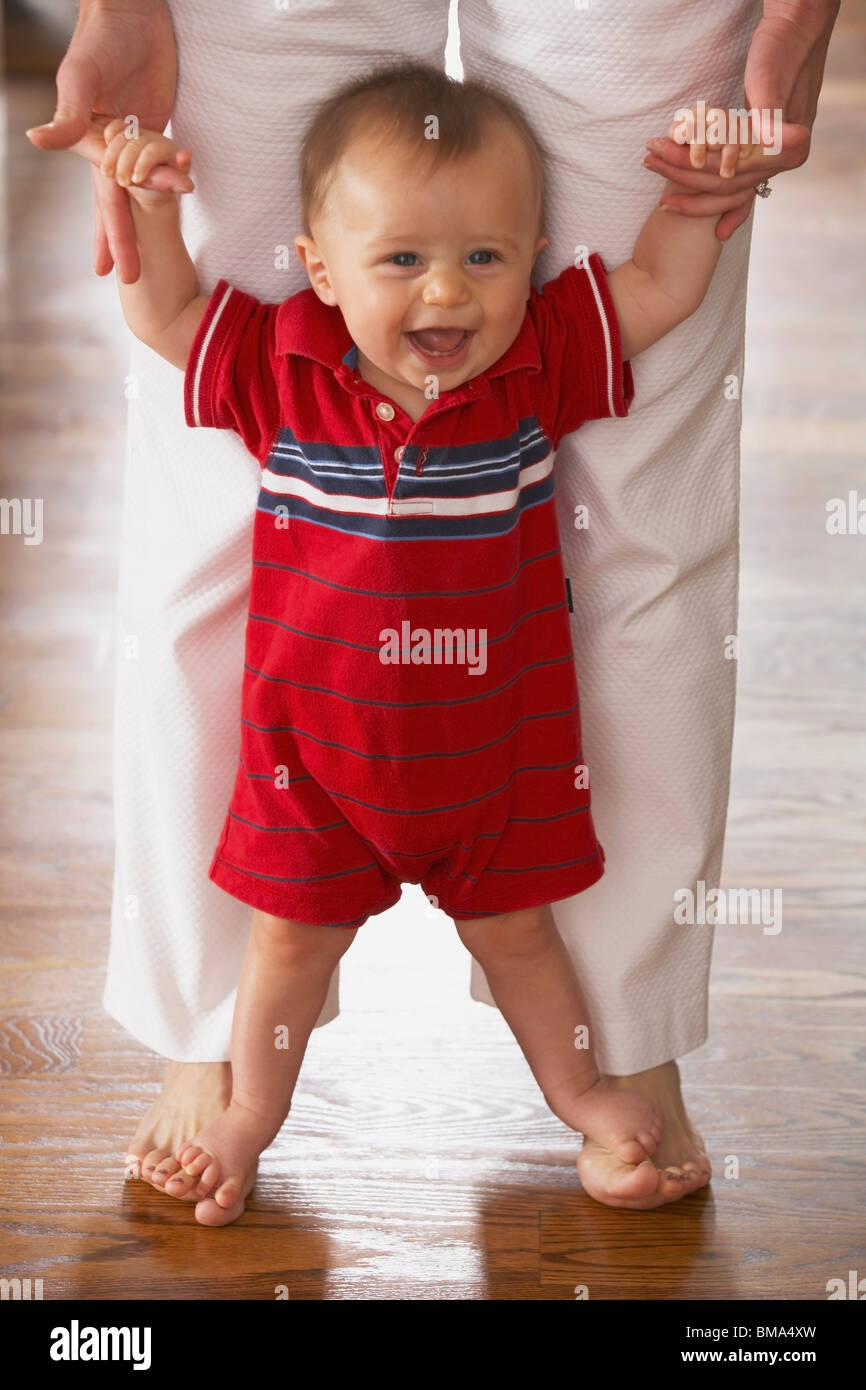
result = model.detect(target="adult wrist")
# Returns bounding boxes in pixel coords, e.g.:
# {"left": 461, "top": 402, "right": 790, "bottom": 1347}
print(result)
{"left": 762, "top": 0, "right": 841, "bottom": 41}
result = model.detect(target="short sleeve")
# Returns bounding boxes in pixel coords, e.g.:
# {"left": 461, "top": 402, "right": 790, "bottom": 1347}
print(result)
{"left": 528, "top": 251, "right": 635, "bottom": 445}
{"left": 184, "top": 277, "right": 282, "bottom": 464}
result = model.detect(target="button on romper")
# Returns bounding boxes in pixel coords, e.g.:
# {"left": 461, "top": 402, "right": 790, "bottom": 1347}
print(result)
{"left": 184, "top": 251, "right": 634, "bottom": 928}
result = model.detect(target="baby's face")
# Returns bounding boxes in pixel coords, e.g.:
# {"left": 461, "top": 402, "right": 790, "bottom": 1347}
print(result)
{"left": 296, "top": 122, "right": 547, "bottom": 414}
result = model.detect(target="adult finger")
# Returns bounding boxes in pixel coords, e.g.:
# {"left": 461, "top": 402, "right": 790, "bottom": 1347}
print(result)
{"left": 91, "top": 165, "right": 141, "bottom": 284}
{"left": 644, "top": 150, "right": 768, "bottom": 195}
{"left": 92, "top": 194, "right": 114, "bottom": 278}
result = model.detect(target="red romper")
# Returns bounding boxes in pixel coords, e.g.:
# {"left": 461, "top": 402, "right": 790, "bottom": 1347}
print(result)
{"left": 184, "top": 252, "right": 634, "bottom": 928}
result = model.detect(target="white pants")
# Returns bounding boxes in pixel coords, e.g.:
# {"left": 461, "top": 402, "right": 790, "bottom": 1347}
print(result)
{"left": 103, "top": 0, "right": 761, "bottom": 1073}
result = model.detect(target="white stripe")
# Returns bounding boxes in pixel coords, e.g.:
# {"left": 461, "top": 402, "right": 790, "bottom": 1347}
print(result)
{"left": 582, "top": 262, "right": 616, "bottom": 418}
{"left": 190, "top": 284, "right": 234, "bottom": 428}
{"left": 260, "top": 452, "right": 554, "bottom": 518}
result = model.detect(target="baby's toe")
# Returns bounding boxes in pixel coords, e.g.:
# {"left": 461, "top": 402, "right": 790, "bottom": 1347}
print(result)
{"left": 193, "top": 1160, "right": 221, "bottom": 1198}
{"left": 614, "top": 1136, "right": 654, "bottom": 1166}
{"left": 215, "top": 1175, "right": 243, "bottom": 1209}
{"left": 181, "top": 1148, "right": 210, "bottom": 1178}
{"left": 637, "top": 1126, "right": 660, "bottom": 1158}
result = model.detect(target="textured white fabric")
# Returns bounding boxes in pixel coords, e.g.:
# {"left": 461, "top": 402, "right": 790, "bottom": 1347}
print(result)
{"left": 459, "top": 0, "right": 761, "bottom": 1071}
{"left": 103, "top": 0, "right": 760, "bottom": 1071}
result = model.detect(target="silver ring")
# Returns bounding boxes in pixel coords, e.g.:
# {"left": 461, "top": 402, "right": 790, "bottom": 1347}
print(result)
{"left": 755, "top": 179, "right": 773, "bottom": 198}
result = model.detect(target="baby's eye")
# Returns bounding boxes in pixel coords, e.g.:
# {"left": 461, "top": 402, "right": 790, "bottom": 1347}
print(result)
{"left": 388, "top": 252, "right": 419, "bottom": 267}
{"left": 467, "top": 250, "right": 499, "bottom": 265}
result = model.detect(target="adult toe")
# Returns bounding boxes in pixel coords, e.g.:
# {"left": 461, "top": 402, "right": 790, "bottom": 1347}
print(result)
{"left": 140, "top": 1148, "right": 169, "bottom": 1184}
{"left": 150, "top": 1157, "right": 182, "bottom": 1188}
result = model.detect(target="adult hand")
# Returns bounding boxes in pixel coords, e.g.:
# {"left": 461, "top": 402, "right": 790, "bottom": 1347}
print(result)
{"left": 642, "top": 0, "right": 841, "bottom": 241}
{"left": 25, "top": 0, "right": 178, "bottom": 283}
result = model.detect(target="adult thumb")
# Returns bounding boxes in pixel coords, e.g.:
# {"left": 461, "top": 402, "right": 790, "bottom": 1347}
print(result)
{"left": 25, "top": 53, "right": 102, "bottom": 148}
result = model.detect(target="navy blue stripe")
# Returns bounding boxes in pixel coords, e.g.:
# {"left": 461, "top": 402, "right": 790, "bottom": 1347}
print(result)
{"left": 269, "top": 440, "right": 387, "bottom": 499}
{"left": 440, "top": 850, "right": 601, "bottom": 885}
{"left": 268, "top": 435, "right": 550, "bottom": 499}
{"left": 251, "top": 545, "right": 561, "bottom": 600}
{"left": 216, "top": 855, "right": 380, "bottom": 886}
{"left": 243, "top": 652, "right": 576, "bottom": 711}
{"left": 216, "top": 856, "right": 384, "bottom": 919}
{"left": 395, "top": 443, "right": 549, "bottom": 502}
{"left": 288, "top": 756, "right": 584, "bottom": 820}
{"left": 243, "top": 768, "right": 315, "bottom": 784}
{"left": 247, "top": 599, "right": 568, "bottom": 657}
{"left": 255, "top": 469, "right": 555, "bottom": 542}
{"left": 241, "top": 700, "right": 580, "bottom": 763}
{"left": 267, "top": 417, "right": 550, "bottom": 499}
{"left": 228, "top": 800, "right": 590, "bottom": 846}
{"left": 228, "top": 809, "right": 351, "bottom": 834}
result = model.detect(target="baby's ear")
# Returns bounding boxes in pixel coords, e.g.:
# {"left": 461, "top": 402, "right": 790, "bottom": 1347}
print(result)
{"left": 294, "top": 236, "right": 337, "bottom": 304}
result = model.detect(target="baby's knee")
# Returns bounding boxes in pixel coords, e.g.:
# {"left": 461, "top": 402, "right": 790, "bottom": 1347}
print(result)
{"left": 455, "top": 902, "right": 556, "bottom": 959}
{"left": 251, "top": 910, "right": 357, "bottom": 966}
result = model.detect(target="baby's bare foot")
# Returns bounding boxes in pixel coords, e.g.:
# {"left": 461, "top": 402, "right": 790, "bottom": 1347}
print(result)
{"left": 125, "top": 1061, "right": 232, "bottom": 1198}
{"left": 577, "top": 1060, "right": 712, "bottom": 1209}
{"left": 169, "top": 1100, "right": 274, "bottom": 1227}
{"left": 564, "top": 1075, "right": 663, "bottom": 1165}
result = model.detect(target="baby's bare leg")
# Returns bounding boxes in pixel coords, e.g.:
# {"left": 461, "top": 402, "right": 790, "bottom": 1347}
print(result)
{"left": 166, "top": 910, "right": 357, "bottom": 1225}
{"left": 455, "top": 904, "right": 662, "bottom": 1164}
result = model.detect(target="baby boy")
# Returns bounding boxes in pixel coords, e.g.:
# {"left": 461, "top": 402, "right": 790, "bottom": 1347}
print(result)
{"left": 62, "top": 62, "right": 751, "bottom": 1224}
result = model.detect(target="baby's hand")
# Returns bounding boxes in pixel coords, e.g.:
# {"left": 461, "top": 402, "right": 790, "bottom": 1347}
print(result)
{"left": 663, "top": 103, "right": 768, "bottom": 180}
{"left": 35, "top": 111, "right": 195, "bottom": 199}
{"left": 99, "top": 116, "right": 194, "bottom": 200}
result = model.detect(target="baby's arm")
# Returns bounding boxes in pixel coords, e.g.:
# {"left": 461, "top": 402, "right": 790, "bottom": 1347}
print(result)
{"left": 605, "top": 106, "right": 760, "bottom": 360}
{"left": 97, "top": 118, "right": 209, "bottom": 370}
{"left": 605, "top": 179, "right": 723, "bottom": 361}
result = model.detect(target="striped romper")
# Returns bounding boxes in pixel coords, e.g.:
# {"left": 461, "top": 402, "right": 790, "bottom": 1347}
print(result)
{"left": 184, "top": 251, "right": 634, "bottom": 928}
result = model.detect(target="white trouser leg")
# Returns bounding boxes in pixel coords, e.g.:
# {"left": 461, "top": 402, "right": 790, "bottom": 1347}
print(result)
{"left": 459, "top": 0, "right": 763, "bottom": 1073}
{"left": 102, "top": 0, "right": 453, "bottom": 1058}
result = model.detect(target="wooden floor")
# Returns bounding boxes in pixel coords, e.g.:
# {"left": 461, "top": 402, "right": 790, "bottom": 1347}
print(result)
{"left": 2, "top": 8, "right": 864, "bottom": 1301}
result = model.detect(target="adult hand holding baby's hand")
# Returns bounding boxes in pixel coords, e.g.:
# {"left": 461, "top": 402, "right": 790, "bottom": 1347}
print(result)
{"left": 641, "top": 0, "right": 838, "bottom": 240}
{"left": 23, "top": 0, "right": 179, "bottom": 282}
{"left": 642, "top": 101, "right": 801, "bottom": 239}
{"left": 97, "top": 117, "right": 194, "bottom": 201}
{"left": 44, "top": 111, "right": 194, "bottom": 200}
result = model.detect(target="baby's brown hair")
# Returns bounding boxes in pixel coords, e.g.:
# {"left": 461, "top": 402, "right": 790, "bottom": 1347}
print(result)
{"left": 299, "top": 60, "right": 548, "bottom": 241}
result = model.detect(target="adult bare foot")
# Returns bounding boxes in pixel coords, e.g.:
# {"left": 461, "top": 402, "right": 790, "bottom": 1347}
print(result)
{"left": 124, "top": 1060, "right": 232, "bottom": 1198}
{"left": 576, "top": 1059, "right": 712, "bottom": 1209}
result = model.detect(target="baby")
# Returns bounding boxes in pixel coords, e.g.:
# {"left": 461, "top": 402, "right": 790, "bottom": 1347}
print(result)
{"left": 64, "top": 62, "right": 751, "bottom": 1225}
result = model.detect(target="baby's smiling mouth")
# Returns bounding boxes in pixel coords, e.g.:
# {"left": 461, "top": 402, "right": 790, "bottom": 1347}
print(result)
{"left": 408, "top": 326, "right": 469, "bottom": 353}
{"left": 405, "top": 327, "right": 475, "bottom": 362}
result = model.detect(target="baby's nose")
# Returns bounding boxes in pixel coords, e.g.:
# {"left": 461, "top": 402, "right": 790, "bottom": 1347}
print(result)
{"left": 422, "top": 266, "right": 471, "bottom": 305}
